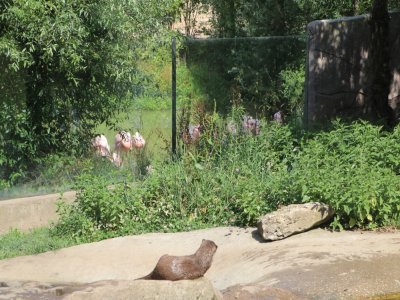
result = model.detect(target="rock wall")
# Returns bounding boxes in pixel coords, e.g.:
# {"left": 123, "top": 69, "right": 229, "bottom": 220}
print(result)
{"left": 306, "top": 12, "right": 400, "bottom": 125}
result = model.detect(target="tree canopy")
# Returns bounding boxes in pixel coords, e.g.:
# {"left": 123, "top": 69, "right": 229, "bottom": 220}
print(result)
{"left": 0, "top": 0, "right": 179, "bottom": 182}
{"left": 200, "top": 0, "right": 400, "bottom": 37}
{"left": 1, "top": 0, "right": 400, "bottom": 184}
{"left": 0, "top": 0, "right": 179, "bottom": 153}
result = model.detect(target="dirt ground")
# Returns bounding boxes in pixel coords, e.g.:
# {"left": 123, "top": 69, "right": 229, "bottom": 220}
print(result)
{"left": 1, "top": 227, "right": 400, "bottom": 299}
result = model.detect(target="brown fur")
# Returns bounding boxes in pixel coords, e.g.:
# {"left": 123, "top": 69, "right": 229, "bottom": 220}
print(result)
{"left": 137, "top": 239, "right": 218, "bottom": 281}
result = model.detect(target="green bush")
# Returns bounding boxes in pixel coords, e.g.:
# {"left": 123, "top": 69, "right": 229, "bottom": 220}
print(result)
{"left": 292, "top": 121, "right": 400, "bottom": 230}
{"left": 280, "top": 65, "right": 305, "bottom": 116}
{"left": 53, "top": 115, "right": 400, "bottom": 242}
{"left": 53, "top": 116, "right": 300, "bottom": 241}
{"left": 53, "top": 173, "right": 145, "bottom": 242}
{"left": 0, "top": 103, "right": 38, "bottom": 185}
{"left": 185, "top": 37, "right": 306, "bottom": 115}
{"left": 132, "top": 63, "right": 206, "bottom": 111}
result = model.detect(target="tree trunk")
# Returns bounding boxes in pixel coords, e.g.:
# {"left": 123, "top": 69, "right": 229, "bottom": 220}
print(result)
{"left": 369, "top": 0, "right": 394, "bottom": 125}
{"left": 352, "top": 0, "right": 359, "bottom": 15}
{"left": 184, "top": 0, "right": 193, "bottom": 37}
{"left": 26, "top": 66, "right": 46, "bottom": 138}
{"left": 227, "top": 0, "right": 236, "bottom": 37}
{"left": 276, "top": 0, "right": 287, "bottom": 35}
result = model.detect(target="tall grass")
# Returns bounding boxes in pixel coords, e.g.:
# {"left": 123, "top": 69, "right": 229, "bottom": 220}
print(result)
{"left": 3, "top": 116, "right": 400, "bottom": 259}
{"left": 52, "top": 116, "right": 400, "bottom": 243}
{"left": 0, "top": 228, "right": 76, "bottom": 260}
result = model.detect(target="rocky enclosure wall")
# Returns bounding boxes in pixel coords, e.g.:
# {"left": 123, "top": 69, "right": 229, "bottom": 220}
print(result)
{"left": 306, "top": 13, "right": 400, "bottom": 125}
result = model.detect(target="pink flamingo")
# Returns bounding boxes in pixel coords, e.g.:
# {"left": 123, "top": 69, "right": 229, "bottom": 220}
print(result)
{"left": 182, "top": 124, "right": 201, "bottom": 144}
{"left": 189, "top": 124, "right": 201, "bottom": 143}
{"left": 113, "top": 130, "right": 146, "bottom": 167}
{"left": 113, "top": 131, "right": 132, "bottom": 168}
{"left": 92, "top": 134, "right": 111, "bottom": 157}
{"left": 111, "top": 152, "right": 122, "bottom": 167}
{"left": 115, "top": 130, "right": 132, "bottom": 153}
{"left": 132, "top": 132, "right": 146, "bottom": 149}
{"left": 273, "top": 111, "right": 283, "bottom": 124}
{"left": 242, "top": 115, "right": 260, "bottom": 135}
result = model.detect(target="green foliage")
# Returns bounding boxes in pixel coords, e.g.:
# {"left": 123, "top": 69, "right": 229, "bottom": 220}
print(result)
{"left": 298, "top": 0, "right": 374, "bottom": 20}
{"left": 0, "top": 0, "right": 142, "bottom": 154}
{"left": 53, "top": 111, "right": 301, "bottom": 241}
{"left": 53, "top": 174, "right": 146, "bottom": 242}
{"left": 179, "top": 61, "right": 231, "bottom": 112}
{"left": 0, "top": 0, "right": 180, "bottom": 185}
{"left": 0, "top": 228, "right": 76, "bottom": 260}
{"left": 0, "top": 56, "right": 25, "bottom": 107}
{"left": 204, "top": 0, "right": 400, "bottom": 38}
{"left": 293, "top": 121, "right": 400, "bottom": 230}
{"left": 299, "top": 0, "right": 400, "bottom": 20}
{"left": 185, "top": 37, "right": 306, "bottom": 116}
{"left": 206, "top": 0, "right": 305, "bottom": 37}
{"left": 131, "top": 63, "right": 201, "bottom": 111}
{"left": 53, "top": 113, "right": 400, "bottom": 242}
{"left": 279, "top": 65, "right": 305, "bottom": 116}
{"left": 0, "top": 102, "right": 38, "bottom": 184}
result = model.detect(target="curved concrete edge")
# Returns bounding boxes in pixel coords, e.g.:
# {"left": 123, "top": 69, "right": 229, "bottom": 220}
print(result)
{"left": 0, "top": 191, "right": 76, "bottom": 234}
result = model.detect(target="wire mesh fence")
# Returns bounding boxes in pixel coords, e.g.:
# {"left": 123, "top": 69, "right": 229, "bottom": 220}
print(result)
{"left": 183, "top": 36, "right": 307, "bottom": 119}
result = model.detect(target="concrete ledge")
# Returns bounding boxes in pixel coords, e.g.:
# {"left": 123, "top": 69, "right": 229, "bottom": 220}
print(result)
{"left": 0, "top": 191, "right": 76, "bottom": 234}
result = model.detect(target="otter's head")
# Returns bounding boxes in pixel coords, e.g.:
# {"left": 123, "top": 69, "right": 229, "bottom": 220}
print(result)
{"left": 201, "top": 239, "right": 218, "bottom": 254}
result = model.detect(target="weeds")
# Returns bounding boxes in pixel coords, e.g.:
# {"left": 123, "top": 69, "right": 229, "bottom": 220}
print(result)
{"left": 3, "top": 114, "right": 400, "bottom": 257}
{"left": 52, "top": 115, "right": 400, "bottom": 242}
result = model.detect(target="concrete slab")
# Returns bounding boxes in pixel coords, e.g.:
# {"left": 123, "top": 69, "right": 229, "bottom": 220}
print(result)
{"left": 0, "top": 191, "right": 75, "bottom": 234}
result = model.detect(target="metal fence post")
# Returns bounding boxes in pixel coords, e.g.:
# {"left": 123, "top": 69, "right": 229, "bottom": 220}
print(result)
{"left": 172, "top": 37, "right": 177, "bottom": 156}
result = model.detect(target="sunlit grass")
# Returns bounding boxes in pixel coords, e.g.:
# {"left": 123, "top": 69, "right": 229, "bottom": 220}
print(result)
{"left": 96, "top": 109, "right": 172, "bottom": 162}
{"left": 0, "top": 228, "right": 77, "bottom": 260}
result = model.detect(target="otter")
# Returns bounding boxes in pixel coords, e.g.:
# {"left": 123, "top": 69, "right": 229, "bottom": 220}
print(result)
{"left": 137, "top": 239, "right": 218, "bottom": 281}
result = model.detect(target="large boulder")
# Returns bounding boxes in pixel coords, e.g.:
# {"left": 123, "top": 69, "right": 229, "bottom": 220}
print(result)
{"left": 257, "top": 202, "right": 334, "bottom": 241}
{"left": 0, "top": 278, "right": 222, "bottom": 300}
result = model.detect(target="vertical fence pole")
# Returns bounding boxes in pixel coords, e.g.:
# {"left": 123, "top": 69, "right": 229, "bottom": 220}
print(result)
{"left": 172, "top": 37, "right": 177, "bottom": 156}
{"left": 304, "top": 35, "right": 309, "bottom": 130}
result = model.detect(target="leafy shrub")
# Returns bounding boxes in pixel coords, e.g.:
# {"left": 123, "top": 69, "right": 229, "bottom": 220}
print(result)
{"left": 279, "top": 65, "right": 305, "bottom": 116}
{"left": 291, "top": 121, "right": 400, "bottom": 230}
{"left": 0, "top": 103, "right": 38, "bottom": 185}
{"left": 53, "top": 173, "right": 147, "bottom": 242}
{"left": 185, "top": 37, "right": 306, "bottom": 115}
{"left": 132, "top": 63, "right": 206, "bottom": 111}
{"left": 53, "top": 115, "right": 300, "bottom": 241}
{"left": 53, "top": 115, "right": 400, "bottom": 242}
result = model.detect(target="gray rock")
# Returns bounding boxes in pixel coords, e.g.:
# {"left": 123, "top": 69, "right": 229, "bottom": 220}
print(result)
{"left": 257, "top": 202, "right": 334, "bottom": 241}
{"left": 0, "top": 279, "right": 222, "bottom": 300}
